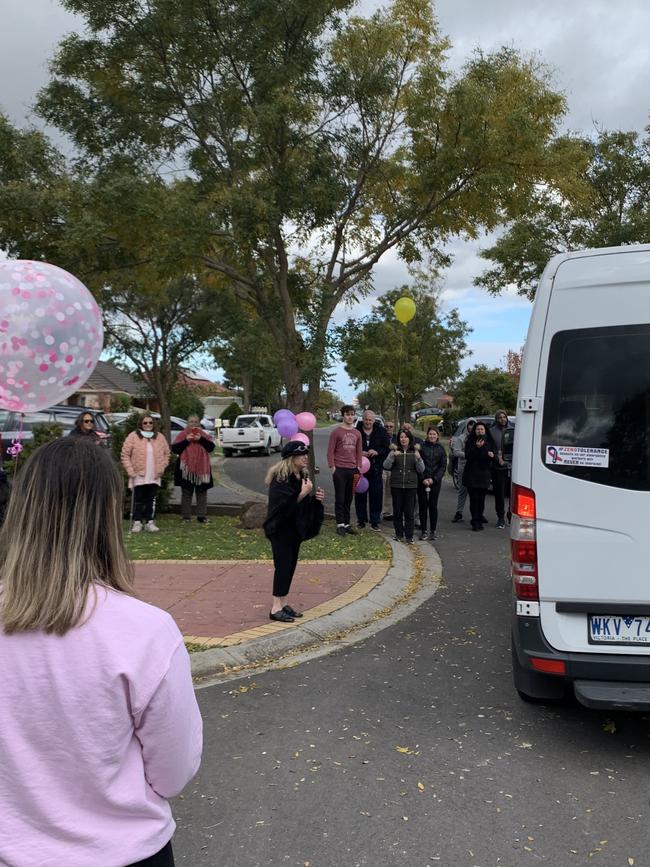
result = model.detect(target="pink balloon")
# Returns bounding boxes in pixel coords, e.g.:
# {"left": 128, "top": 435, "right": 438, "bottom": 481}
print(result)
{"left": 277, "top": 416, "right": 299, "bottom": 438}
{"left": 0, "top": 260, "right": 103, "bottom": 412}
{"left": 356, "top": 475, "right": 369, "bottom": 494}
{"left": 295, "top": 411, "right": 317, "bottom": 432}
{"left": 291, "top": 432, "right": 310, "bottom": 445}
{"left": 360, "top": 456, "right": 371, "bottom": 474}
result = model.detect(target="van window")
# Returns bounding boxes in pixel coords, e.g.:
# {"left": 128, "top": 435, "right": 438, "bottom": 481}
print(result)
{"left": 541, "top": 325, "right": 650, "bottom": 490}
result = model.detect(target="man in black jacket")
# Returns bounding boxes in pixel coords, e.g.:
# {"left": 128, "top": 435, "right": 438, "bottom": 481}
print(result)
{"left": 355, "top": 410, "right": 390, "bottom": 530}
{"left": 487, "top": 410, "right": 513, "bottom": 529}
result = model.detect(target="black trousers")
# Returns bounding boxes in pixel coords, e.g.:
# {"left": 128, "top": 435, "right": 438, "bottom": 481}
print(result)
{"left": 270, "top": 532, "right": 302, "bottom": 597}
{"left": 468, "top": 487, "right": 487, "bottom": 527}
{"left": 129, "top": 840, "right": 174, "bottom": 866}
{"left": 333, "top": 467, "right": 356, "bottom": 525}
{"left": 417, "top": 481, "right": 442, "bottom": 534}
{"left": 490, "top": 466, "right": 509, "bottom": 521}
{"left": 391, "top": 487, "right": 417, "bottom": 540}
{"left": 132, "top": 483, "right": 159, "bottom": 522}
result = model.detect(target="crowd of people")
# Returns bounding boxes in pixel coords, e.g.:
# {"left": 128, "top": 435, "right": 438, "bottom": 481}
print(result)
{"left": 327, "top": 406, "right": 513, "bottom": 543}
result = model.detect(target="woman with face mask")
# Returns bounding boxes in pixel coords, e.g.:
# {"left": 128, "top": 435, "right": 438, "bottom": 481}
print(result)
{"left": 121, "top": 414, "right": 171, "bottom": 533}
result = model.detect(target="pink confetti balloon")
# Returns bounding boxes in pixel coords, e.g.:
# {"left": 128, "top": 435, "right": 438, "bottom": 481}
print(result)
{"left": 356, "top": 475, "right": 369, "bottom": 494}
{"left": 360, "top": 456, "right": 371, "bottom": 474}
{"left": 291, "top": 432, "right": 310, "bottom": 446}
{"left": 295, "top": 411, "right": 317, "bottom": 432}
{"left": 0, "top": 260, "right": 103, "bottom": 412}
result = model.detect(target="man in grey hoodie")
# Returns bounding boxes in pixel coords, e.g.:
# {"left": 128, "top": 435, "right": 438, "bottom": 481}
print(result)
{"left": 487, "top": 410, "right": 513, "bottom": 529}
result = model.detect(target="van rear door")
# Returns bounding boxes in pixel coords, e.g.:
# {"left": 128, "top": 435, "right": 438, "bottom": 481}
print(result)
{"left": 531, "top": 248, "right": 650, "bottom": 655}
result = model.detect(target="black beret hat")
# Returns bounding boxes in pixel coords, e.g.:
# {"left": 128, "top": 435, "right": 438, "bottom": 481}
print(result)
{"left": 281, "top": 440, "right": 310, "bottom": 458}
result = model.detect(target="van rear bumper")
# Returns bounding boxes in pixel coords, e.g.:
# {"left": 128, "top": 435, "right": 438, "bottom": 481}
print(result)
{"left": 512, "top": 613, "right": 650, "bottom": 707}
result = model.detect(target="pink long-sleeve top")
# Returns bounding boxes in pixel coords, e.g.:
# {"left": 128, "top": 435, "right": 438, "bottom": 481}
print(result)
{"left": 0, "top": 587, "right": 203, "bottom": 867}
{"left": 327, "top": 426, "right": 363, "bottom": 469}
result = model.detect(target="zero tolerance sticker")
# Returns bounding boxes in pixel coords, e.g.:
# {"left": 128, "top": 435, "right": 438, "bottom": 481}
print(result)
{"left": 546, "top": 445, "right": 609, "bottom": 468}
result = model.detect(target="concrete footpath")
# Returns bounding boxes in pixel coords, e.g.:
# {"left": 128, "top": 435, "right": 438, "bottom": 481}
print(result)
{"left": 151, "top": 460, "right": 444, "bottom": 684}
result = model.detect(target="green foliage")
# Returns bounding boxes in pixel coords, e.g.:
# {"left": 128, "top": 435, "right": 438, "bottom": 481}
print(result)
{"left": 220, "top": 401, "right": 242, "bottom": 425}
{"left": 4, "top": 423, "right": 63, "bottom": 477}
{"left": 109, "top": 393, "right": 132, "bottom": 412}
{"left": 28, "top": 0, "right": 574, "bottom": 409}
{"left": 441, "top": 408, "right": 464, "bottom": 436}
{"left": 453, "top": 366, "right": 518, "bottom": 416}
{"left": 476, "top": 129, "right": 650, "bottom": 299}
{"left": 169, "top": 387, "right": 204, "bottom": 421}
{"left": 338, "top": 284, "right": 470, "bottom": 420}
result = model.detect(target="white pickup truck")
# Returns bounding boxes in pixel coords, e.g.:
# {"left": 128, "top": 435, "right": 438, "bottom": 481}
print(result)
{"left": 220, "top": 414, "right": 282, "bottom": 457}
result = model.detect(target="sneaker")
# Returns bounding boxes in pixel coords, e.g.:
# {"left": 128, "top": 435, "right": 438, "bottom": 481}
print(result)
{"left": 419, "top": 532, "right": 428, "bottom": 541}
{"left": 197, "top": 517, "right": 209, "bottom": 524}
{"left": 345, "top": 525, "right": 357, "bottom": 535}
{"left": 430, "top": 532, "right": 437, "bottom": 541}
{"left": 130, "top": 521, "right": 143, "bottom": 534}
{"left": 405, "top": 538, "right": 414, "bottom": 545}
{"left": 145, "top": 521, "right": 160, "bottom": 533}
{"left": 371, "top": 523, "right": 381, "bottom": 531}
{"left": 392, "top": 534, "right": 403, "bottom": 542}
{"left": 496, "top": 521, "right": 505, "bottom": 529}
{"left": 336, "top": 525, "right": 347, "bottom": 536}
{"left": 451, "top": 512, "right": 463, "bottom": 523}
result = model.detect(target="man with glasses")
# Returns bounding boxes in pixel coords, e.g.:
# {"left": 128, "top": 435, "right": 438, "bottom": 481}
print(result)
{"left": 488, "top": 410, "right": 513, "bottom": 529}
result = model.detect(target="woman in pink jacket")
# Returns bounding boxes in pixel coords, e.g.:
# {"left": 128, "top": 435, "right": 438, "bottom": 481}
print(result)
{"left": 0, "top": 437, "right": 202, "bottom": 867}
{"left": 121, "top": 414, "right": 171, "bottom": 534}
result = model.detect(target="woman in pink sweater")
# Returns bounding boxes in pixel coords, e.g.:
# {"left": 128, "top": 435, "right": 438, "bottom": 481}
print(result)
{"left": 0, "top": 437, "right": 202, "bottom": 867}
{"left": 121, "top": 414, "right": 171, "bottom": 534}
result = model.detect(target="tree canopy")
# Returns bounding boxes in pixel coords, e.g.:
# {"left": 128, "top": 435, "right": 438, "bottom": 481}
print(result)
{"left": 32, "top": 0, "right": 578, "bottom": 408}
{"left": 453, "top": 364, "right": 518, "bottom": 416}
{"left": 337, "top": 285, "right": 470, "bottom": 421}
{"left": 476, "top": 128, "right": 650, "bottom": 299}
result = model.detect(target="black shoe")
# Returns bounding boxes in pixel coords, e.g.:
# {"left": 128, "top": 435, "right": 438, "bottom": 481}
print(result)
{"left": 419, "top": 532, "right": 428, "bottom": 541}
{"left": 405, "top": 538, "right": 414, "bottom": 545}
{"left": 336, "top": 525, "right": 347, "bottom": 536}
{"left": 430, "top": 532, "right": 437, "bottom": 541}
{"left": 496, "top": 521, "right": 505, "bottom": 529}
{"left": 357, "top": 522, "right": 366, "bottom": 529}
{"left": 283, "top": 604, "right": 303, "bottom": 618}
{"left": 197, "top": 517, "right": 209, "bottom": 524}
{"left": 270, "top": 610, "right": 294, "bottom": 623}
{"left": 392, "top": 534, "right": 403, "bottom": 542}
{"left": 345, "top": 526, "right": 357, "bottom": 535}
{"left": 371, "top": 524, "right": 381, "bottom": 531}
{"left": 451, "top": 512, "right": 462, "bottom": 523}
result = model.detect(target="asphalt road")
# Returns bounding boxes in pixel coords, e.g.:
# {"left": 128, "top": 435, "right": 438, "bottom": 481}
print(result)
{"left": 173, "top": 465, "right": 650, "bottom": 866}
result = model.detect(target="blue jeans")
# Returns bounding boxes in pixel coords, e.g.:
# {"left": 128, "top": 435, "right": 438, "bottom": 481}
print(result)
{"left": 354, "top": 471, "right": 384, "bottom": 525}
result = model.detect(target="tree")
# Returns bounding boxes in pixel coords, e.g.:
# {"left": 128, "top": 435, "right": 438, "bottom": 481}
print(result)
{"left": 453, "top": 365, "right": 517, "bottom": 416}
{"left": 476, "top": 129, "right": 650, "bottom": 299}
{"left": 337, "top": 285, "right": 470, "bottom": 422}
{"left": 503, "top": 347, "right": 523, "bottom": 390}
{"left": 101, "top": 276, "right": 220, "bottom": 432}
{"left": 35, "top": 0, "right": 578, "bottom": 409}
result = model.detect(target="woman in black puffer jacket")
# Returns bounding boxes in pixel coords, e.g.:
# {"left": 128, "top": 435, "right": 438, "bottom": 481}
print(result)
{"left": 383, "top": 428, "right": 425, "bottom": 544}
{"left": 462, "top": 421, "right": 495, "bottom": 531}
{"left": 417, "top": 427, "right": 447, "bottom": 541}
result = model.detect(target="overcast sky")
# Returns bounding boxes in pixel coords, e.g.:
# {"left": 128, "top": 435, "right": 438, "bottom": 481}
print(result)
{"left": 2, "top": 0, "right": 649, "bottom": 400}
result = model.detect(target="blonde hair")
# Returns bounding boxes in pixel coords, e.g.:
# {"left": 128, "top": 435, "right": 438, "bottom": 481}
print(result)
{"left": 0, "top": 438, "right": 134, "bottom": 635}
{"left": 265, "top": 457, "right": 302, "bottom": 485}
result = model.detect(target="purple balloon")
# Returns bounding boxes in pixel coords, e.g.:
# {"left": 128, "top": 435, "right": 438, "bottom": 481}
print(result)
{"left": 277, "top": 417, "right": 299, "bottom": 438}
{"left": 273, "top": 408, "right": 294, "bottom": 425}
{"left": 356, "top": 475, "right": 369, "bottom": 494}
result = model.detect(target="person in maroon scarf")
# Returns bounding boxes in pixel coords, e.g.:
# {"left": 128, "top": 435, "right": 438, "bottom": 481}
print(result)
{"left": 171, "top": 415, "right": 215, "bottom": 524}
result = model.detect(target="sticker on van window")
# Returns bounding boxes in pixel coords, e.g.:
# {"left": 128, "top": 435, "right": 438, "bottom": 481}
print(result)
{"left": 545, "top": 445, "right": 609, "bottom": 468}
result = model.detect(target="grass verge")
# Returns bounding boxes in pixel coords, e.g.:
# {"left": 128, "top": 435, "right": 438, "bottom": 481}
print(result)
{"left": 125, "top": 514, "right": 390, "bottom": 561}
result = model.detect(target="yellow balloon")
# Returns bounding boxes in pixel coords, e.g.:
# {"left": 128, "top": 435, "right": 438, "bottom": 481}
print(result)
{"left": 394, "top": 296, "right": 416, "bottom": 324}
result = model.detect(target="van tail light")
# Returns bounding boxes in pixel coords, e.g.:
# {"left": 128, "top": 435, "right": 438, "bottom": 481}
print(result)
{"left": 511, "top": 483, "right": 539, "bottom": 601}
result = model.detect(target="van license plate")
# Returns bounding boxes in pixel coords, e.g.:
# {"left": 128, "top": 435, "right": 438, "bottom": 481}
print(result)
{"left": 589, "top": 615, "right": 650, "bottom": 645}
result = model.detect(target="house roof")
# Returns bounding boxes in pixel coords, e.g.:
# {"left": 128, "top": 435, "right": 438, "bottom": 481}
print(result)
{"left": 79, "top": 361, "right": 142, "bottom": 396}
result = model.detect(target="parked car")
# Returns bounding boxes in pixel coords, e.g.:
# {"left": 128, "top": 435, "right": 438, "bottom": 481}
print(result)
{"left": 449, "top": 415, "right": 516, "bottom": 489}
{"left": 219, "top": 413, "right": 282, "bottom": 457}
{"left": 411, "top": 406, "right": 436, "bottom": 421}
{"left": 0, "top": 405, "right": 112, "bottom": 457}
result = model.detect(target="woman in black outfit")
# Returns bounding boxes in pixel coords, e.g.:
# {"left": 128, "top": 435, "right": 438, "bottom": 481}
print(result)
{"left": 171, "top": 415, "right": 215, "bottom": 523}
{"left": 264, "top": 441, "right": 325, "bottom": 623}
{"left": 417, "top": 427, "right": 447, "bottom": 541}
{"left": 462, "top": 421, "right": 495, "bottom": 531}
{"left": 383, "top": 428, "right": 425, "bottom": 544}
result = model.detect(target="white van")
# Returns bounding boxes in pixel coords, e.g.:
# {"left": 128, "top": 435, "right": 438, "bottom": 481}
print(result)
{"left": 510, "top": 244, "right": 650, "bottom": 710}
